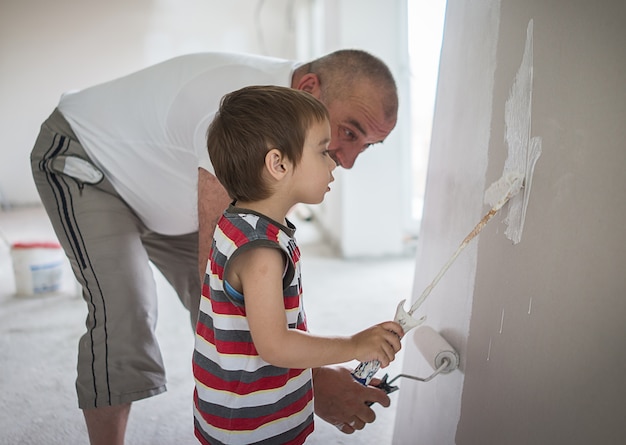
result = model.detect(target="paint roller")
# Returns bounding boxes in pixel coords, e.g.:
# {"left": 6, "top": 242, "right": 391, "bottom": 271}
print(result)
{"left": 352, "top": 171, "right": 524, "bottom": 389}
{"left": 364, "top": 326, "right": 460, "bottom": 404}
{"left": 412, "top": 325, "right": 459, "bottom": 377}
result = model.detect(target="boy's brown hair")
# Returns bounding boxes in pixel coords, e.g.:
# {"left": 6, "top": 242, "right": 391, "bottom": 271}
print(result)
{"left": 207, "top": 85, "right": 329, "bottom": 202}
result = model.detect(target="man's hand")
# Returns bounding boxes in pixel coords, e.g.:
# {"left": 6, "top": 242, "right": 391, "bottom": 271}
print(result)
{"left": 312, "top": 366, "right": 391, "bottom": 434}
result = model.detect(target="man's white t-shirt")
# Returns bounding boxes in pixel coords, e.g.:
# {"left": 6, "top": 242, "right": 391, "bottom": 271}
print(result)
{"left": 58, "top": 52, "right": 299, "bottom": 235}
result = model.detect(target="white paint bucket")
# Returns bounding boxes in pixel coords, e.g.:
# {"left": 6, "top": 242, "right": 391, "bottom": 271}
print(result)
{"left": 10, "top": 241, "right": 65, "bottom": 297}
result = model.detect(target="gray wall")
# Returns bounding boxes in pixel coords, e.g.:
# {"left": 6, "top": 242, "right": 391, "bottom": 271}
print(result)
{"left": 394, "top": 0, "right": 626, "bottom": 444}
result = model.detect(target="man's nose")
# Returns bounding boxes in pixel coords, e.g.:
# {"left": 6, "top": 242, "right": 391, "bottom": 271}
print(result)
{"left": 330, "top": 147, "right": 359, "bottom": 170}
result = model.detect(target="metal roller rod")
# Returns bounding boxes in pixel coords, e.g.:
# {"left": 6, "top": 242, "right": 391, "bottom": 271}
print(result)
{"left": 387, "top": 358, "right": 451, "bottom": 385}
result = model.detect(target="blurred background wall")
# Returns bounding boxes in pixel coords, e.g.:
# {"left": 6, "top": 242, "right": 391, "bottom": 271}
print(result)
{"left": 0, "top": 0, "right": 446, "bottom": 258}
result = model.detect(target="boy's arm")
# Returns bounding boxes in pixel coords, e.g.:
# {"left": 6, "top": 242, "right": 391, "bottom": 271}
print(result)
{"left": 231, "top": 247, "right": 403, "bottom": 369}
{"left": 197, "top": 168, "right": 231, "bottom": 280}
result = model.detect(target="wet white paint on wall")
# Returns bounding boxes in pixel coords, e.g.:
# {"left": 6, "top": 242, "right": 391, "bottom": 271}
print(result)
{"left": 499, "top": 19, "right": 542, "bottom": 244}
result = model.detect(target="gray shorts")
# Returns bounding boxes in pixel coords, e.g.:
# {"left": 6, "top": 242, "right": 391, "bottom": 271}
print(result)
{"left": 30, "top": 109, "right": 200, "bottom": 409}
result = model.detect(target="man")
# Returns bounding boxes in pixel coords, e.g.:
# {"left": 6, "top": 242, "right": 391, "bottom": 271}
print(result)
{"left": 30, "top": 49, "right": 398, "bottom": 445}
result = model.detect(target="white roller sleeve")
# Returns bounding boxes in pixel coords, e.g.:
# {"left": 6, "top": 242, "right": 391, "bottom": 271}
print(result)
{"left": 414, "top": 325, "right": 459, "bottom": 373}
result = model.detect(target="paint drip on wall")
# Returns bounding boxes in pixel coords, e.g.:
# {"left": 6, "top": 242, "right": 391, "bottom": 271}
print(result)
{"left": 495, "top": 19, "right": 542, "bottom": 244}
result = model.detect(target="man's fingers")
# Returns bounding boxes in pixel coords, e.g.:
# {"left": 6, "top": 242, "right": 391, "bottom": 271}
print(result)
{"left": 334, "top": 422, "right": 355, "bottom": 434}
{"left": 352, "top": 419, "right": 366, "bottom": 430}
{"left": 313, "top": 366, "right": 394, "bottom": 433}
{"left": 362, "top": 384, "right": 390, "bottom": 409}
{"left": 335, "top": 418, "right": 366, "bottom": 434}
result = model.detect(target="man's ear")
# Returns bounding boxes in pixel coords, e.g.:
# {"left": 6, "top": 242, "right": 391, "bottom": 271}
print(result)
{"left": 295, "top": 73, "right": 321, "bottom": 99}
{"left": 265, "top": 148, "right": 290, "bottom": 180}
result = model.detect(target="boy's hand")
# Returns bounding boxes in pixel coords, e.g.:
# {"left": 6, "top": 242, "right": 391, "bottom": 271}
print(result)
{"left": 351, "top": 321, "right": 403, "bottom": 367}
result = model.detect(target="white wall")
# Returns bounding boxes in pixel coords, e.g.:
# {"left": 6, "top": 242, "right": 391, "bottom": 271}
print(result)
{"left": 395, "top": 0, "right": 626, "bottom": 444}
{"left": 394, "top": 1, "right": 501, "bottom": 442}
{"left": 0, "top": 0, "right": 413, "bottom": 259}
{"left": 0, "top": 0, "right": 305, "bottom": 205}
{"left": 310, "top": 0, "right": 412, "bottom": 258}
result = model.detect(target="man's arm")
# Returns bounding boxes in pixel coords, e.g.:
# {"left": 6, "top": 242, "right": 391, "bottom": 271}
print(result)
{"left": 197, "top": 168, "right": 231, "bottom": 280}
{"left": 312, "top": 366, "right": 391, "bottom": 434}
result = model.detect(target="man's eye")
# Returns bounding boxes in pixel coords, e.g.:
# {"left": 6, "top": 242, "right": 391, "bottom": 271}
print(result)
{"left": 341, "top": 128, "right": 356, "bottom": 141}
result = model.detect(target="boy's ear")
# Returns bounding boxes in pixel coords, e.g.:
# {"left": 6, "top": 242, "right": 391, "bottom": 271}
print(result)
{"left": 295, "top": 73, "right": 321, "bottom": 99}
{"left": 265, "top": 148, "right": 290, "bottom": 180}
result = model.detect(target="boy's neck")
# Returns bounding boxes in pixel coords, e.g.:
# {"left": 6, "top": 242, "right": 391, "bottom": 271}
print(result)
{"left": 233, "top": 199, "right": 292, "bottom": 226}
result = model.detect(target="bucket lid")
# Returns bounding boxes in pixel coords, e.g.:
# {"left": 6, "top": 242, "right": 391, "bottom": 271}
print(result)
{"left": 11, "top": 241, "right": 62, "bottom": 249}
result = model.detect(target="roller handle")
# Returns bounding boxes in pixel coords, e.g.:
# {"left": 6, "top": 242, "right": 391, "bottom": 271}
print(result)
{"left": 351, "top": 300, "right": 426, "bottom": 386}
{"left": 351, "top": 359, "right": 382, "bottom": 386}
{"left": 365, "top": 374, "right": 398, "bottom": 406}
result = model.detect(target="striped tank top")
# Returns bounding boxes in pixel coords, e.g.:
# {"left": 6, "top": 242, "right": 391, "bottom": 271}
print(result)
{"left": 193, "top": 206, "right": 313, "bottom": 444}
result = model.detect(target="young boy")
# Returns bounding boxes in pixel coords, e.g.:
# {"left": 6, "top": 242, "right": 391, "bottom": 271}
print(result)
{"left": 192, "top": 86, "right": 403, "bottom": 445}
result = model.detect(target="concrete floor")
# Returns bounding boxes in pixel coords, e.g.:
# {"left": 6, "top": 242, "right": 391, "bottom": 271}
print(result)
{"left": 0, "top": 206, "right": 415, "bottom": 445}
